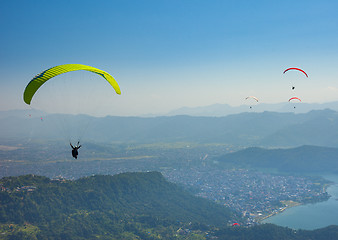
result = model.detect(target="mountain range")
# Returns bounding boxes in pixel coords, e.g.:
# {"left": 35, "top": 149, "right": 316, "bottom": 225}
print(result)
{"left": 2, "top": 108, "right": 338, "bottom": 148}
{"left": 165, "top": 101, "right": 338, "bottom": 117}
{"left": 217, "top": 145, "right": 338, "bottom": 174}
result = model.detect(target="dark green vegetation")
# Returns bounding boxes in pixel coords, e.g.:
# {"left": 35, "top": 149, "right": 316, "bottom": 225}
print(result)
{"left": 0, "top": 172, "right": 237, "bottom": 239}
{"left": 1, "top": 173, "right": 338, "bottom": 240}
{"left": 218, "top": 145, "right": 338, "bottom": 174}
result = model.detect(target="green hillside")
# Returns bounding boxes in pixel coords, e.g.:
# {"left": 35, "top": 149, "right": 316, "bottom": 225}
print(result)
{"left": 1, "top": 172, "right": 338, "bottom": 239}
{"left": 0, "top": 172, "right": 237, "bottom": 239}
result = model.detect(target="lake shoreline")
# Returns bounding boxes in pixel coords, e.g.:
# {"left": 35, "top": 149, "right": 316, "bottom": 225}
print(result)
{"left": 259, "top": 181, "right": 333, "bottom": 224}
{"left": 258, "top": 200, "right": 302, "bottom": 223}
{"left": 261, "top": 175, "right": 338, "bottom": 230}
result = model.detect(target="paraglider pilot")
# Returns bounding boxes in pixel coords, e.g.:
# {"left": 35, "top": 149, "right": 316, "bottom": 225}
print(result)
{"left": 70, "top": 141, "right": 81, "bottom": 159}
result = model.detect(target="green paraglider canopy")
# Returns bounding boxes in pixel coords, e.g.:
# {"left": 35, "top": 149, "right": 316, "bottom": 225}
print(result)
{"left": 23, "top": 64, "right": 121, "bottom": 105}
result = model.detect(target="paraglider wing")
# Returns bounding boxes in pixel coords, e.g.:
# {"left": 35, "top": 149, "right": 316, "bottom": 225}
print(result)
{"left": 288, "top": 97, "right": 301, "bottom": 102}
{"left": 283, "top": 68, "right": 308, "bottom": 77}
{"left": 23, "top": 64, "right": 121, "bottom": 105}
{"left": 245, "top": 96, "right": 259, "bottom": 102}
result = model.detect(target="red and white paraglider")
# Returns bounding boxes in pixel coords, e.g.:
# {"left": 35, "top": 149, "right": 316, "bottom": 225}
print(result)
{"left": 288, "top": 97, "right": 301, "bottom": 102}
{"left": 283, "top": 67, "right": 308, "bottom": 90}
{"left": 288, "top": 97, "right": 301, "bottom": 109}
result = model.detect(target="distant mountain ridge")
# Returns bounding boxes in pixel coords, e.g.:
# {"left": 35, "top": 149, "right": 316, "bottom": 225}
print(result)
{"left": 4, "top": 101, "right": 338, "bottom": 119}
{"left": 1, "top": 109, "right": 338, "bottom": 148}
{"left": 166, "top": 101, "right": 338, "bottom": 117}
{"left": 217, "top": 145, "right": 338, "bottom": 174}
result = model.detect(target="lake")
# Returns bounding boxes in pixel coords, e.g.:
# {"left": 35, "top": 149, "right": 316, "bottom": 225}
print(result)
{"left": 263, "top": 175, "right": 338, "bottom": 230}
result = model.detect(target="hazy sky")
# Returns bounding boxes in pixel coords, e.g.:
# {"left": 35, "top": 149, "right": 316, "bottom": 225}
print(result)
{"left": 1, "top": 0, "right": 338, "bottom": 116}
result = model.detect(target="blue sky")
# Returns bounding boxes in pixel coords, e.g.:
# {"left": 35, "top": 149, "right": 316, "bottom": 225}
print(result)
{"left": 1, "top": 0, "right": 338, "bottom": 116}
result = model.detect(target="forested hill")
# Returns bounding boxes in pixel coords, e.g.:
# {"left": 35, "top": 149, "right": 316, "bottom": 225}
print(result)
{"left": 2, "top": 172, "right": 338, "bottom": 239}
{"left": 0, "top": 172, "right": 237, "bottom": 239}
{"left": 218, "top": 145, "right": 338, "bottom": 174}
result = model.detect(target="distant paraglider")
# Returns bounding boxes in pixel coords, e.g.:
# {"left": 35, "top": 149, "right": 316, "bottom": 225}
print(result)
{"left": 283, "top": 68, "right": 308, "bottom": 78}
{"left": 288, "top": 97, "right": 301, "bottom": 102}
{"left": 283, "top": 67, "right": 308, "bottom": 90}
{"left": 288, "top": 97, "right": 301, "bottom": 109}
{"left": 245, "top": 96, "right": 259, "bottom": 102}
{"left": 70, "top": 141, "right": 81, "bottom": 159}
{"left": 245, "top": 96, "right": 259, "bottom": 109}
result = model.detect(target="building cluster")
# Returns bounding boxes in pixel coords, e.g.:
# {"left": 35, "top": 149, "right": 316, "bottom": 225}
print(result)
{"left": 163, "top": 167, "right": 328, "bottom": 225}
{"left": 1, "top": 184, "right": 37, "bottom": 193}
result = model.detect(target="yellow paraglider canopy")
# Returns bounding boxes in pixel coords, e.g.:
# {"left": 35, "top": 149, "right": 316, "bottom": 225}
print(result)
{"left": 23, "top": 64, "right": 121, "bottom": 105}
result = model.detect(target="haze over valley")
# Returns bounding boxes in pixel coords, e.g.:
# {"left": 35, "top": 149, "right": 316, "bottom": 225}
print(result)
{"left": 2, "top": 108, "right": 338, "bottom": 238}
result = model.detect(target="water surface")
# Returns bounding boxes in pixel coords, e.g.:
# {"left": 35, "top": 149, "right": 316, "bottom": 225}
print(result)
{"left": 263, "top": 175, "right": 338, "bottom": 230}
